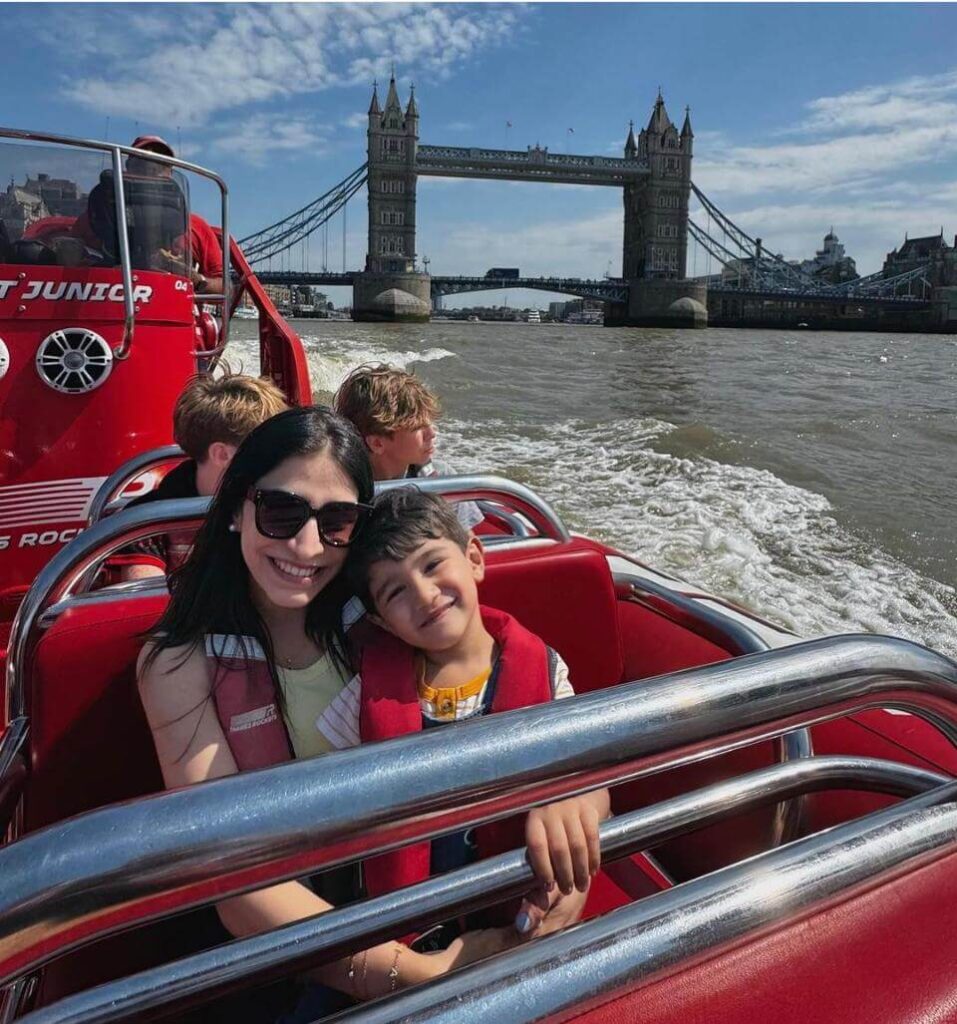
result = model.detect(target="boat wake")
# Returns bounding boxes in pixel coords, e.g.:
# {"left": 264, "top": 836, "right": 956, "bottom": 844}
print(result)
{"left": 229, "top": 332, "right": 457, "bottom": 400}
{"left": 440, "top": 416, "right": 957, "bottom": 658}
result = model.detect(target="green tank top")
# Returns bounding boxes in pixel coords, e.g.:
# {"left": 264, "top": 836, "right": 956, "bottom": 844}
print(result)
{"left": 278, "top": 653, "right": 350, "bottom": 759}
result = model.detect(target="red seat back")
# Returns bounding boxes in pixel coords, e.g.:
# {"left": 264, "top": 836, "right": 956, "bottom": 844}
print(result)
{"left": 24, "top": 594, "right": 168, "bottom": 832}
{"left": 561, "top": 847, "right": 957, "bottom": 1024}
{"left": 480, "top": 539, "right": 624, "bottom": 692}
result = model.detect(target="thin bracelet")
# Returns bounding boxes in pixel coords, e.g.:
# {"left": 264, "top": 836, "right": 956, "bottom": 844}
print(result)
{"left": 360, "top": 949, "right": 370, "bottom": 1000}
{"left": 388, "top": 945, "right": 402, "bottom": 992}
{"left": 347, "top": 953, "right": 359, "bottom": 997}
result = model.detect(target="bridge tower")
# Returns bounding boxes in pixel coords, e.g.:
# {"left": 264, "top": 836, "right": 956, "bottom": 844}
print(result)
{"left": 353, "top": 76, "right": 431, "bottom": 322}
{"left": 614, "top": 94, "right": 706, "bottom": 327}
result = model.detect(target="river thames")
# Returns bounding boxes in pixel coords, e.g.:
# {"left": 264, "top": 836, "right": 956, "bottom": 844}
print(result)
{"left": 231, "top": 320, "right": 957, "bottom": 657}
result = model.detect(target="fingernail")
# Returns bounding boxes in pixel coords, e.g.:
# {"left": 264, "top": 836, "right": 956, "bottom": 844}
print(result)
{"left": 515, "top": 911, "right": 533, "bottom": 934}
{"left": 545, "top": 880, "right": 556, "bottom": 892}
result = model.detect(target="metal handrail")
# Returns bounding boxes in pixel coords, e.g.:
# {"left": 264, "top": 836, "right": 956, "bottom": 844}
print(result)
{"left": 376, "top": 475, "right": 570, "bottom": 542}
{"left": 109, "top": 145, "right": 135, "bottom": 360}
{"left": 340, "top": 784, "right": 957, "bottom": 1024}
{"left": 4, "top": 497, "right": 210, "bottom": 722}
{"left": 3, "top": 634, "right": 957, "bottom": 985}
{"left": 16, "top": 756, "right": 947, "bottom": 1024}
{"left": 474, "top": 500, "right": 533, "bottom": 538}
{"left": 86, "top": 445, "right": 185, "bottom": 523}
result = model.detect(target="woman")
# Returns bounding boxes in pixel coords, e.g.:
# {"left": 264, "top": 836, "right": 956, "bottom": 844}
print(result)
{"left": 137, "top": 406, "right": 570, "bottom": 1010}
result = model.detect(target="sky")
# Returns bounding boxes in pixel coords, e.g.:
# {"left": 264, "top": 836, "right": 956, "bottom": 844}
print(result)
{"left": 3, "top": 2, "right": 957, "bottom": 307}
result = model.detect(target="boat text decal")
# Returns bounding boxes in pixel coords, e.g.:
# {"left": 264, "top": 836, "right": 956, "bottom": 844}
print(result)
{"left": 0, "top": 476, "right": 106, "bottom": 550}
{"left": 0, "top": 281, "right": 153, "bottom": 304}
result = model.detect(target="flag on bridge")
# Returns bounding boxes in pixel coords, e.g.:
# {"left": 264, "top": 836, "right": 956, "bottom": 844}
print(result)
{"left": 506, "top": 121, "right": 512, "bottom": 128}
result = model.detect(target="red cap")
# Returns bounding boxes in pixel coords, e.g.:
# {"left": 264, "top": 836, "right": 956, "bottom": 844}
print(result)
{"left": 131, "top": 135, "right": 174, "bottom": 157}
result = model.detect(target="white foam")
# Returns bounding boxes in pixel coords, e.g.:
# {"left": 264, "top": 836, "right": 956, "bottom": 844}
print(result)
{"left": 438, "top": 416, "right": 957, "bottom": 658}
{"left": 224, "top": 334, "right": 456, "bottom": 399}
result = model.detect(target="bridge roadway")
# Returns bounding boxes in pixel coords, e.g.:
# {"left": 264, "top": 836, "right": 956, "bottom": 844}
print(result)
{"left": 255, "top": 271, "right": 629, "bottom": 303}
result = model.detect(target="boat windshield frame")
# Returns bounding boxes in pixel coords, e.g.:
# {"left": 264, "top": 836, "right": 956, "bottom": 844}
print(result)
{"left": 0, "top": 126, "right": 230, "bottom": 360}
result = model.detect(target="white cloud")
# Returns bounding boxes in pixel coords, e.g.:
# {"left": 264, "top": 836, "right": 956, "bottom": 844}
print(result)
{"left": 341, "top": 112, "right": 369, "bottom": 130}
{"left": 56, "top": 3, "right": 522, "bottom": 127}
{"left": 696, "top": 67, "right": 957, "bottom": 197}
{"left": 207, "top": 114, "right": 330, "bottom": 167}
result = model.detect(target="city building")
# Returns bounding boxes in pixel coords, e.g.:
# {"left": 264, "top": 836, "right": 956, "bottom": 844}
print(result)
{"left": 798, "top": 229, "right": 857, "bottom": 284}
{"left": 883, "top": 230, "right": 957, "bottom": 284}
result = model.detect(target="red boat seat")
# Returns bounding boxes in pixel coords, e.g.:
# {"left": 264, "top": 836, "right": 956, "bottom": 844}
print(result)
{"left": 24, "top": 593, "right": 168, "bottom": 831}
{"left": 560, "top": 845, "right": 957, "bottom": 1024}
{"left": 480, "top": 539, "right": 624, "bottom": 692}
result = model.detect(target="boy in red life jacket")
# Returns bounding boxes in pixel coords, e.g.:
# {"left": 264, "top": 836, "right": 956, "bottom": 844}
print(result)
{"left": 326, "top": 487, "right": 610, "bottom": 937}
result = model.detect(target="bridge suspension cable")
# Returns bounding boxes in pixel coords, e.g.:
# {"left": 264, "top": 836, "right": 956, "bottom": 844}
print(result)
{"left": 689, "top": 183, "right": 932, "bottom": 300}
{"left": 238, "top": 164, "right": 368, "bottom": 265}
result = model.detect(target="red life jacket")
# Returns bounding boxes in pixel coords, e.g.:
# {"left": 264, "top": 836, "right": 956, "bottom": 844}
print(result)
{"left": 208, "top": 606, "right": 555, "bottom": 897}
{"left": 358, "top": 605, "right": 554, "bottom": 898}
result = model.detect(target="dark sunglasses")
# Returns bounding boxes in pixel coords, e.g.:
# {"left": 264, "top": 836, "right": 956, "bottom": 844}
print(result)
{"left": 246, "top": 488, "right": 372, "bottom": 546}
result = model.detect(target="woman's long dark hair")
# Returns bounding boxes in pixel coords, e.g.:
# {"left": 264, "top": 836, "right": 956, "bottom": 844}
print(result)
{"left": 143, "top": 405, "right": 373, "bottom": 697}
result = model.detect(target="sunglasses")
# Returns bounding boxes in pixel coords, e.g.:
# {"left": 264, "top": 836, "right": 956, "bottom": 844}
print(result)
{"left": 246, "top": 488, "right": 372, "bottom": 546}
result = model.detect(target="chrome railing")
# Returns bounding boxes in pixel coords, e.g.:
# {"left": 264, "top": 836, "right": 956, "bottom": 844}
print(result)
{"left": 2, "top": 633, "right": 957, "bottom": 988}
{"left": 377, "top": 474, "right": 570, "bottom": 542}
{"left": 339, "top": 783, "right": 957, "bottom": 1024}
{"left": 14, "top": 757, "right": 947, "bottom": 1024}
{"left": 4, "top": 496, "right": 209, "bottom": 723}
{"left": 86, "top": 445, "right": 185, "bottom": 523}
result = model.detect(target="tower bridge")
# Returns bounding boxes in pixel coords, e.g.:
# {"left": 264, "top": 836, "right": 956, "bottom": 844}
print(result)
{"left": 241, "top": 74, "right": 956, "bottom": 332}
{"left": 247, "top": 73, "right": 704, "bottom": 327}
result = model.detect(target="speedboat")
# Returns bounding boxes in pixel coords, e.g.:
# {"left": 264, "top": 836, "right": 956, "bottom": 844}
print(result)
{"left": 2, "top": 127, "right": 957, "bottom": 1023}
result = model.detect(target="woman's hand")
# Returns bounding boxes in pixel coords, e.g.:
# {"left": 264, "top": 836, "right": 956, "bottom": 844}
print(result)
{"left": 524, "top": 789, "right": 610, "bottom": 895}
{"left": 406, "top": 927, "right": 518, "bottom": 985}
{"left": 514, "top": 881, "right": 589, "bottom": 939}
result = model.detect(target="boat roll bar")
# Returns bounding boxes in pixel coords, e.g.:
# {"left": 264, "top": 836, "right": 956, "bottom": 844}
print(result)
{"left": 0, "top": 128, "right": 230, "bottom": 360}
{"left": 2, "top": 631, "right": 957, "bottom": 987}
{"left": 86, "top": 445, "right": 186, "bottom": 524}
{"left": 337, "top": 785, "right": 957, "bottom": 1024}
{"left": 377, "top": 474, "right": 571, "bottom": 541}
{"left": 12, "top": 757, "right": 947, "bottom": 1024}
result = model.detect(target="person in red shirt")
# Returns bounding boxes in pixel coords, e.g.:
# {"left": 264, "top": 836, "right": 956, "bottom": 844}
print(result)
{"left": 126, "top": 135, "right": 225, "bottom": 293}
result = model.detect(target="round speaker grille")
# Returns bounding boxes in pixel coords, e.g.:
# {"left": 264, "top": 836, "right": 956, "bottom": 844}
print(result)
{"left": 35, "top": 328, "right": 113, "bottom": 394}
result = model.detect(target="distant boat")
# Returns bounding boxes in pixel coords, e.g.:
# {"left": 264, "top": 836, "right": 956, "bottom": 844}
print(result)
{"left": 233, "top": 307, "right": 259, "bottom": 320}
{"left": 468, "top": 315, "right": 480, "bottom": 322}
{"left": 526, "top": 310, "right": 542, "bottom": 324}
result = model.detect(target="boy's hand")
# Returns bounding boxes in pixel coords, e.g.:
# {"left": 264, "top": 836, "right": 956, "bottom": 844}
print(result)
{"left": 524, "top": 792, "right": 608, "bottom": 896}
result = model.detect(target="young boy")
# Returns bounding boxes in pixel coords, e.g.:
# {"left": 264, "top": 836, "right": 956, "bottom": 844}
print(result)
{"left": 320, "top": 487, "right": 609, "bottom": 933}
{"left": 118, "top": 371, "right": 288, "bottom": 580}
{"left": 334, "top": 364, "right": 483, "bottom": 531}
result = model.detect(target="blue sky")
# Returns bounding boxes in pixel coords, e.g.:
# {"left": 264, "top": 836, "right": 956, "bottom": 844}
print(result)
{"left": 4, "top": 2, "right": 957, "bottom": 306}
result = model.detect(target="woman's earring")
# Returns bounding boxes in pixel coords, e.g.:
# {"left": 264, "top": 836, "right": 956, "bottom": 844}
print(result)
{"left": 228, "top": 523, "right": 239, "bottom": 533}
